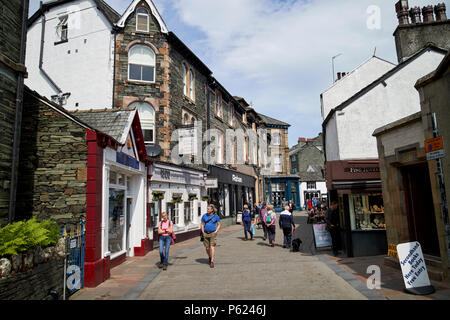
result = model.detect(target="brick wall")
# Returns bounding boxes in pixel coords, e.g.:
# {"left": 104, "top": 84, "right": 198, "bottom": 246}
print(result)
{"left": 15, "top": 89, "right": 88, "bottom": 227}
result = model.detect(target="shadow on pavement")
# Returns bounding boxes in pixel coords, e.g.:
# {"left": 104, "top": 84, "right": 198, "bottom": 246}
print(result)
{"left": 195, "top": 258, "right": 210, "bottom": 265}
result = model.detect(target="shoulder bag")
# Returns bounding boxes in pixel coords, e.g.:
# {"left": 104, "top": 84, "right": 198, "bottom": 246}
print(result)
{"left": 200, "top": 213, "right": 217, "bottom": 242}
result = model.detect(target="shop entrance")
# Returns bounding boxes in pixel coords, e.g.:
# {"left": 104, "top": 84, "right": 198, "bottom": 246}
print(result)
{"left": 402, "top": 163, "right": 440, "bottom": 257}
{"left": 126, "top": 198, "right": 132, "bottom": 255}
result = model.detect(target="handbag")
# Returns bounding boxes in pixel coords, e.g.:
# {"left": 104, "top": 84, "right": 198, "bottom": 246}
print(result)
{"left": 200, "top": 213, "right": 217, "bottom": 242}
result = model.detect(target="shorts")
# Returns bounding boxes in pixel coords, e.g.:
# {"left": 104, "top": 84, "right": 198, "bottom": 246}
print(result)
{"left": 203, "top": 231, "right": 217, "bottom": 248}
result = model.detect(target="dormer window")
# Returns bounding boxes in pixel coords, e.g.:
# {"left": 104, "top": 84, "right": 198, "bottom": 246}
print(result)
{"left": 136, "top": 8, "right": 149, "bottom": 32}
{"left": 56, "top": 15, "right": 68, "bottom": 42}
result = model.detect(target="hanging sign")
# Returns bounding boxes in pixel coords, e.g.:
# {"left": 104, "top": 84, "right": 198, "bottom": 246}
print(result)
{"left": 397, "top": 242, "right": 435, "bottom": 295}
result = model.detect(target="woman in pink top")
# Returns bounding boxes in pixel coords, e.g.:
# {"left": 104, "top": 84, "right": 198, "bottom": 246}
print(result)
{"left": 158, "top": 212, "right": 173, "bottom": 270}
{"left": 260, "top": 204, "right": 268, "bottom": 241}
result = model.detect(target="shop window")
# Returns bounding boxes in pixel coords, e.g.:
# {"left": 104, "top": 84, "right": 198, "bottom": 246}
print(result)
{"left": 108, "top": 189, "right": 125, "bottom": 255}
{"left": 184, "top": 202, "right": 192, "bottom": 224}
{"left": 167, "top": 202, "right": 179, "bottom": 225}
{"left": 128, "top": 45, "right": 155, "bottom": 82}
{"left": 349, "top": 194, "right": 385, "bottom": 230}
{"left": 109, "top": 171, "right": 117, "bottom": 184}
{"left": 136, "top": 8, "right": 149, "bottom": 32}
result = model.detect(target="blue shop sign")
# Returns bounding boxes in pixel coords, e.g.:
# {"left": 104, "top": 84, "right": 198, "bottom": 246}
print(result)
{"left": 116, "top": 152, "right": 140, "bottom": 170}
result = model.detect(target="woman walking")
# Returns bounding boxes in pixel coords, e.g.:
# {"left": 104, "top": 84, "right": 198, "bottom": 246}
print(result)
{"left": 260, "top": 203, "right": 268, "bottom": 240}
{"left": 242, "top": 205, "right": 253, "bottom": 240}
{"left": 158, "top": 212, "right": 173, "bottom": 270}
{"left": 265, "top": 205, "right": 277, "bottom": 247}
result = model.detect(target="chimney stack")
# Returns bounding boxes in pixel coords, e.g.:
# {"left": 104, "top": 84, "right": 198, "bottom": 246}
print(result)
{"left": 396, "top": 0, "right": 410, "bottom": 25}
{"left": 409, "top": 7, "right": 422, "bottom": 24}
{"left": 434, "top": 3, "right": 447, "bottom": 21}
{"left": 422, "top": 5, "right": 435, "bottom": 22}
{"left": 342, "top": 72, "right": 346, "bottom": 77}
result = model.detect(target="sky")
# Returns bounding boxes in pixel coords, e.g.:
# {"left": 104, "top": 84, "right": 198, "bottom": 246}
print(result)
{"left": 28, "top": 0, "right": 450, "bottom": 147}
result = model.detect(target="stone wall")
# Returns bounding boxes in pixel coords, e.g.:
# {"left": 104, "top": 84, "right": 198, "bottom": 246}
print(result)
{"left": 0, "top": 252, "right": 65, "bottom": 300}
{"left": 394, "top": 21, "right": 450, "bottom": 62}
{"left": 0, "top": 0, "right": 25, "bottom": 227}
{"left": 15, "top": 89, "right": 88, "bottom": 227}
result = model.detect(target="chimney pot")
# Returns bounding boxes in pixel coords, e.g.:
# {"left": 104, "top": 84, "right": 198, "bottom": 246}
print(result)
{"left": 409, "top": 7, "right": 422, "bottom": 24}
{"left": 434, "top": 3, "right": 447, "bottom": 21}
{"left": 396, "top": 0, "right": 410, "bottom": 25}
{"left": 337, "top": 72, "right": 342, "bottom": 80}
{"left": 422, "top": 5, "right": 435, "bottom": 22}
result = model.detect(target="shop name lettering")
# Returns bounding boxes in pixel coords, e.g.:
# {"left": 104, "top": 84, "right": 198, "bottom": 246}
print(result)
{"left": 400, "top": 243, "right": 426, "bottom": 286}
{"left": 232, "top": 174, "right": 243, "bottom": 183}
{"left": 160, "top": 169, "right": 171, "bottom": 180}
{"left": 344, "top": 167, "right": 379, "bottom": 173}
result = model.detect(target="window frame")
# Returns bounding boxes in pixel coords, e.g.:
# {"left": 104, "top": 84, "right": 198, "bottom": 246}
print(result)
{"left": 131, "top": 101, "right": 156, "bottom": 144}
{"left": 56, "top": 15, "right": 68, "bottom": 43}
{"left": 128, "top": 45, "right": 156, "bottom": 83}
{"left": 136, "top": 8, "right": 150, "bottom": 33}
{"left": 183, "top": 63, "right": 196, "bottom": 102}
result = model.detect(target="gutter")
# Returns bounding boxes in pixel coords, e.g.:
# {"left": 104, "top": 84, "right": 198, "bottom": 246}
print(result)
{"left": 8, "top": 0, "right": 30, "bottom": 223}
{"left": 39, "top": 1, "right": 63, "bottom": 94}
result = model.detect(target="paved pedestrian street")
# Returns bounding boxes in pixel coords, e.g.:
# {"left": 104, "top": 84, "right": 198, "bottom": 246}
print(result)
{"left": 72, "top": 211, "right": 450, "bottom": 301}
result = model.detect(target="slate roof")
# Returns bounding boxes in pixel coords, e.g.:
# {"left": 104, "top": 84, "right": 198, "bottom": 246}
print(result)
{"left": 28, "top": 0, "right": 121, "bottom": 27}
{"left": 257, "top": 113, "right": 290, "bottom": 127}
{"left": 70, "top": 108, "right": 135, "bottom": 144}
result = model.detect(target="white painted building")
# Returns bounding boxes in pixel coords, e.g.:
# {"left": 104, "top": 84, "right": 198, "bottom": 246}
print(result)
{"left": 322, "top": 47, "right": 447, "bottom": 162}
{"left": 25, "top": 0, "right": 118, "bottom": 109}
{"left": 320, "top": 45, "right": 447, "bottom": 258}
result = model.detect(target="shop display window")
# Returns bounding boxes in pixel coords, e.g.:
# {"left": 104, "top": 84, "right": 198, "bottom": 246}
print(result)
{"left": 349, "top": 194, "right": 385, "bottom": 230}
{"left": 108, "top": 189, "right": 125, "bottom": 254}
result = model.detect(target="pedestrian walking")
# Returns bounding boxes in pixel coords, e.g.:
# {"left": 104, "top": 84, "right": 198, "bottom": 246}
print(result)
{"left": 288, "top": 200, "right": 294, "bottom": 213}
{"left": 201, "top": 204, "right": 221, "bottom": 268}
{"left": 308, "top": 198, "right": 312, "bottom": 210}
{"left": 242, "top": 205, "right": 253, "bottom": 240}
{"left": 279, "top": 205, "right": 296, "bottom": 249}
{"left": 260, "top": 203, "right": 268, "bottom": 240}
{"left": 265, "top": 204, "right": 277, "bottom": 247}
{"left": 325, "top": 200, "right": 341, "bottom": 256}
{"left": 253, "top": 203, "right": 261, "bottom": 224}
{"left": 158, "top": 212, "right": 173, "bottom": 270}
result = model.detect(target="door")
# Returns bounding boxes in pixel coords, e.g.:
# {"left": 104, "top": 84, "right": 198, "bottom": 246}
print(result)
{"left": 126, "top": 198, "right": 132, "bottom": 255}
{"left": 151, "top": 201, "right": 161, "bottom": 249}
{"left": 402, "top": 163, "right": 441, "bottom": 257}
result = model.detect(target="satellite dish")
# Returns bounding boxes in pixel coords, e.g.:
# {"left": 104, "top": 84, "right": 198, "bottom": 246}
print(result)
{"left": 146, "top": 144, "right": 162, "bottom": 157}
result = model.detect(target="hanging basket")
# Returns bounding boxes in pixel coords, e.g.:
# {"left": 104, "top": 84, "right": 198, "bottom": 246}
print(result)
{"left": 152, "top": 191, "right": 165, "bottom": 201}
{"left": 171, "top": 196, "right": 183, "bottom": 204}
{"left": 188, "top": 194, "right": 198, "bottom": 201}
{"left": 201, "top": 196, "right": 210, "bottom": 202}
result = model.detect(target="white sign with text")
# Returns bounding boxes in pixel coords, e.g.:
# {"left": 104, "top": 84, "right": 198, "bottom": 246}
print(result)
{"left": 397, "top": 242, "right": 431, "bottom": 290}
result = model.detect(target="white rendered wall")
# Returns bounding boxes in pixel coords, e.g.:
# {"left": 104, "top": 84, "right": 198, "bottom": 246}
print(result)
{"left": 321, "top": 57, "right": 396, "bottom": 119}
{"left": 325, "top": 49, "right": 445, "bottom": 162}
{"left": 25, "top": 0, "right": 114, "bottom": 110}
{"left": 299, "top": 181, "right": 328, "bottom": 209}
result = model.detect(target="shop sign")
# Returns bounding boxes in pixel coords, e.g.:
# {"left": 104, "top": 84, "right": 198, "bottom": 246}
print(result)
{"left": 116, "top": 152, "right": 139, "bottom": 170}
{"left": 232, "top": 174, "right": 243, "bottom": 183}
{"left": 344, "top": 167, "right": 379, "bottom": 173}
{"left": 205, "top": 178, "right": 218, "bottom": 189}
{"left": 312, "top": 223, "right": 332, "bottom": 248}
{"left": 425, "top": 136, "right": 445, "bottom": 161}
{"left": 397, "top": 242, "right": 435, "bottom": 295}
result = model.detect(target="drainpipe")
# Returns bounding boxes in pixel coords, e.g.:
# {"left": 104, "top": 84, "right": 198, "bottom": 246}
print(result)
{"left": 8, "top": 0, "right": 30, "bottom": 223}
{"left": 111, "top": 27, "right": 117, "bottom": 109}
{"left": 39, "top": 1, "right": 63, "bottom": 95}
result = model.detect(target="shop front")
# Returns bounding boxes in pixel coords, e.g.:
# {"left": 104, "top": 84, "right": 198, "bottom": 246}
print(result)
{"left": 207, "top": 165, "right": 256, "bottom": 219}
{"left": 326, "top": 160, "right": 388, "bottom": 257}
{"left": 148, "top": 161, "right": 208, "bottom": 249}
{"left": 264, "top": 176, "right": 301, "bottom": 212}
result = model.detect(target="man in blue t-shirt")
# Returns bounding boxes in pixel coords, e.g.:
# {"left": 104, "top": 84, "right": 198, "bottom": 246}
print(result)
{"left": 201, "top": 204, "right": 221, "bottom": 268}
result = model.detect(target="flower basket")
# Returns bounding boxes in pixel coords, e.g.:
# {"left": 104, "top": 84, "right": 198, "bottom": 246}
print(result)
{"left": 171, "top": 196, "right": 183, "bottom": 204}
{"left": 188, "top": 194, "right": 198, "bottom": 201}
{"left": 152, "top": 191, "right": 165, "bottom": 201}
{"left": 201, "top": 196, "right": 210, "bottom": 202}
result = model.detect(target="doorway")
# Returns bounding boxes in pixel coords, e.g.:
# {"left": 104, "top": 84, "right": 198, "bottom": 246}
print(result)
{"left": 126, "top": 198, "right": 133, "bottom": 255}
{"left": 402, "top": 163, "right": 440, "bottom": 257}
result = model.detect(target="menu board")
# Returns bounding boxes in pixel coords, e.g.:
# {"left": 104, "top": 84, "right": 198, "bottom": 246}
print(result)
{"left": 312, "top": 223, "right": 332, "bottom": 248}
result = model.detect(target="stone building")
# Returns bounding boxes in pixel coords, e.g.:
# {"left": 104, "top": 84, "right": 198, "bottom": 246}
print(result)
{"left": 0, "top": 0, "right": 28, "bottom": 226}
{"left": 394, "top": 1, "right": 450, "bottom": 63}
{"left": 290, "top": 134, "right": 328, "bottom": 209}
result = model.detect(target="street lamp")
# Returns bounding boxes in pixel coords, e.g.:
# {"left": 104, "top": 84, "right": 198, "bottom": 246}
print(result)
{"left": 332, "top": 53, "right": 342, "bottom": 83}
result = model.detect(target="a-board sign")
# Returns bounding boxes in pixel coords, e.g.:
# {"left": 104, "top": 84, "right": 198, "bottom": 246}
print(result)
{"left": 312, "top": 223, "right": 332, "bottom": 248}
{"left": 397, "top": 242, "right": 435, "bottom": 295}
